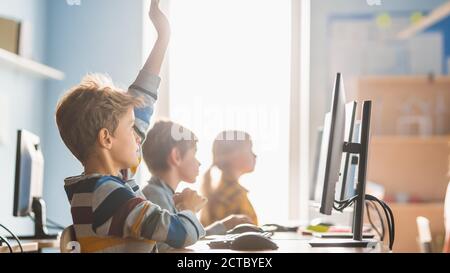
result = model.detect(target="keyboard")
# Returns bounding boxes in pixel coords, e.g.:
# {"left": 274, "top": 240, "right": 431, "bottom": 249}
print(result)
{"left": 207, "top": 232, "right": 273, "bottom": 249}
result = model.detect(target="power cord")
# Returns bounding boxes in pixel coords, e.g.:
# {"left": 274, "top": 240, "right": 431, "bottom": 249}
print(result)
{"left": 28, "top": 215, "right": 65, "bottom": 231}
{"left": 334, "top": 194, "right": 395, "bottom": 251}
{"left": 0, "top": 224, "right": 23, "bottom": 253}
{"left": 366, "top": 200, "right": 385, "bottom": 241}
{"left": 0, "top": 234, "right": 13, "bottom": 253}
{"left": 365, "top": 195, "right": 395, "bottom": 251}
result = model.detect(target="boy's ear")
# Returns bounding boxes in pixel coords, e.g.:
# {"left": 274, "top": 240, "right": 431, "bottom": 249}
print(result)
{"left": 98, "top": 128, "right": 113, "bottom": 150}
{"left": 168, "top": 147, "right": 182, "bottom": 167}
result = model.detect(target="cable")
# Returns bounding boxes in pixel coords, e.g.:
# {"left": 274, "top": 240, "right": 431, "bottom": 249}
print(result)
{"left": 376, "top": 199, "right": 394, "bottom": 250}
{"left": 365, "top": 195, "right": 395, "bottom": 251}
{"left": 28, "top": 215, "right": 64, "bottom": 231}
{"left": 365, "top": 196, "right": 391, "bottom": 248}
{"left": 334, "top": 195, "right": 358, "bottom": 205}
{"left": 0, "top": 224, "right": 23, "bottom": 253}
{"left": 365, "top": 201, "right": 381, "bottom": 239}
{"left": 0, "top": 234, "right": 13, "bottom": 253}
{"left": 369, "top": 200, "right": 385, "bottom": 240}
{"left": 333, "top": 196, "right": 358, "bottom": 212}
{"left": 46, "top": 218, "right": 65, "bottom": 230}
{"left": 365, "top": 200, "right": 384, "bottom": 241}
{"left": 333, "top": 194, "right": 395, "bottom": 251}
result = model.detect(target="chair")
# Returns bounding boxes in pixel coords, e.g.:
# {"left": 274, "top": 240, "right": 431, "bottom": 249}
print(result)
{"left": 59, "top": 225, "right": 78, "bottom": 253}
{"left": 444, "top": 182, "right": 450, "bottom": 253}
{"left": 416, "top": 216, "right": 432, "bottom": 253}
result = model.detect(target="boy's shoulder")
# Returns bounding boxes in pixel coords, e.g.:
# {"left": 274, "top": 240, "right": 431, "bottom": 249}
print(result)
{"left": 142, "top": 177, "right": 168, "bottom": 197}
{"left": 64, "top": 174, "right": 128, "bottom": 198}
{"left": 142, "top": 177, "right": 175, "bottom": 210}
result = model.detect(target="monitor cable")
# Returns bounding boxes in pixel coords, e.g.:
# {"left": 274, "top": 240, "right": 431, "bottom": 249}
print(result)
{"left": 0, "top": 224, "right": 23, "bottom": 253}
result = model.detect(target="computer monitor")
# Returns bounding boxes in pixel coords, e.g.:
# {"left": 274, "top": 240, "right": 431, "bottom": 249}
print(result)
{"left": 310, "top": 73, "right": 376, "bottom": 248}
{"left": 339, "top": 121, "right": 360, "bottom": 201}
{"left": 13, "top": 129, "right": 57, "bottom": 239}
{"left": 335, "top": 103, "right": 357, "bottom": 201}
{"left": 314, "top": 113, "right": 330, "bottom": 203}
{"left": 319, "top": 73, "right": 355, "bottom": 215}
{"left": 313, "top": 105, "right": 357, "bottom": 203}
{"left": 310, "top": 127, "right": 324, "bottom": 201}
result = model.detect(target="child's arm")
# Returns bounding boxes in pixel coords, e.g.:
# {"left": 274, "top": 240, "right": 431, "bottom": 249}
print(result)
{"left": 92, "top": 178, "right": 205, "bottom": 248}
{"left": 128, "top": 0, "right": 170, "bottom": 140}
{"left": 144, "top": 0, "right": 170, "bottom": 75}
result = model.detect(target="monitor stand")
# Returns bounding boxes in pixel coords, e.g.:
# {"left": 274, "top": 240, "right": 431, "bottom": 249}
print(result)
{"left": 310, "top": 101, "right": 374, "bottom": 249}
{"left": 11, "top": 198, "right": 59, "bottom": 240}
{"left": 313, "top": 233, "right": 375, "bottom": 239}
{"left": 309, "top": 238, "right": 378, "bottom": 248}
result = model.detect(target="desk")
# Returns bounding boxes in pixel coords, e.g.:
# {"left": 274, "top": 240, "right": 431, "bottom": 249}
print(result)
{"left": 169, "top": 232, "right": 389, "bottom": 253}
{"left": 0, "top": 239, "right": 59, "bottom": 253}
{"left": 0, "top": 242, "right": 38, "bottom": 253}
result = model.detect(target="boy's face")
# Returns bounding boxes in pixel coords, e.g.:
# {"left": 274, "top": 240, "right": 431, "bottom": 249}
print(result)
{"left": 177, "top": 147, "right": 200, "bottom": 184}
{"left": 110, "top": 107, "right": 141, "bottom": 171}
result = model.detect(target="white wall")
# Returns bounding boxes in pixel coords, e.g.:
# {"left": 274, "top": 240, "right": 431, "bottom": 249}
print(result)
{"left": 0, "top": 0, "right": 49, "bottom": 235}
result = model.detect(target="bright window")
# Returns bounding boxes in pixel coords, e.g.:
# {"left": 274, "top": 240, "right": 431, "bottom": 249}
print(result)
{"left": 167, "top": 0, "right": 291, "bottom": 223}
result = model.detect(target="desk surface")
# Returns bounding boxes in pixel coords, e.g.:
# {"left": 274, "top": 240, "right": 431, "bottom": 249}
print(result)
{"left": 0, "top": 242, "right": 38, "bottom": 253}
{"left": 0, "top": 239, "right": 59, "bottom": 253}
{"left": 169, "top": 232, "right": 389, "bottom": 253}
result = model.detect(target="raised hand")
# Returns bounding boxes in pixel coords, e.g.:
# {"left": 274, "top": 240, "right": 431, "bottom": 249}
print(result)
{"left": 149, "top": 0, "right": 170, "bottom": 40}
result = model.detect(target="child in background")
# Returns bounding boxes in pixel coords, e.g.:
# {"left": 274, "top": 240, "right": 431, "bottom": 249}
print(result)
{"left": 200, "top": 130, "right": 258, "bottom": 227}
{"left": 141, "top": 121, "right": 252, "bottom": 252}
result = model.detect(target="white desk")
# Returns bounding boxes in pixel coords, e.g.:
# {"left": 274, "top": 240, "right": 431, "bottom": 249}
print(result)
{"left": 169, "top": 232, "right": 388, "bottom": 253}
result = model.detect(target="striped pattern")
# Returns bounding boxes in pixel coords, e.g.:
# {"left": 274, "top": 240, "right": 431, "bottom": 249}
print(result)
{"left": 63, "top": 71, "right": 205, "bottom": 253}
{"left": 200, "top": 179, "right": 258, "bottom": 227}
{"left": 64, "top": 174, "right": 205, "bottom": 253}
{"left": 128, "top": 70, "right": 159, "bottom": 141}
{"left": 142, "top": 176, "right": 227, "bottom": 252}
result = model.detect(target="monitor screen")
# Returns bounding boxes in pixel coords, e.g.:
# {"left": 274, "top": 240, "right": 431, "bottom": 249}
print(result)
{"left": 319, "top": 73, "right": 353, "bottom": 215}
{"left": 13, "top": 130, "right": 44, "bottom": 217}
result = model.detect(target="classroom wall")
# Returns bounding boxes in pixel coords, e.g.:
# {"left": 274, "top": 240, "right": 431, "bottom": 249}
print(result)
{"left": 0, "top": 0, "right": 148, "bottom": 235}
{"left": 309, "top": 0, "right": 449, "bottom": 178}
{"left": 0, "top": 0, "right": 49, "bottom": 235}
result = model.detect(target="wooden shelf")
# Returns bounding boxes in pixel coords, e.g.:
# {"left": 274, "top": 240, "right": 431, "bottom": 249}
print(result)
{"left": 0, "top": 48, "right": 65, "bottom": 80}
{"left": 398, "top": 1, "right": 450, "bottom": 39}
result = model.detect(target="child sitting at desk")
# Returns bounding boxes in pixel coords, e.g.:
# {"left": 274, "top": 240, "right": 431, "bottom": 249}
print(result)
{"left": 141, "top": 121, "right": 253, "bottom": 252}
{"left": 200, "top": 130, "right": 259, "bottom": 227}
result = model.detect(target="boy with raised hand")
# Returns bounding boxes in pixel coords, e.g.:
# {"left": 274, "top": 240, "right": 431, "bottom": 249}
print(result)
{"left": 56, "top": 0, "right": 206, "bottom": 253}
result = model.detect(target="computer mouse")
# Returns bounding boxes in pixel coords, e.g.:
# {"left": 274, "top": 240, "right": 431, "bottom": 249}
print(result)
{"left": 230, "top": 232, "right": 279, "bottom": 251}
{"left": 227, "top": 224, "right": 264, "bottom": 234}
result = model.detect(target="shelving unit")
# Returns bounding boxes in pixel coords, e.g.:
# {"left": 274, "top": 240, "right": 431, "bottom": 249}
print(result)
{"left": 0, "top": 48, "right": 65, "bottom": 80}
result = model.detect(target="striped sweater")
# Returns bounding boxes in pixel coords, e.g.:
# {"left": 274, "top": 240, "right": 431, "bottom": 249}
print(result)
{"left": 63, "top": 70, "right": 205, "bottom": 253}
